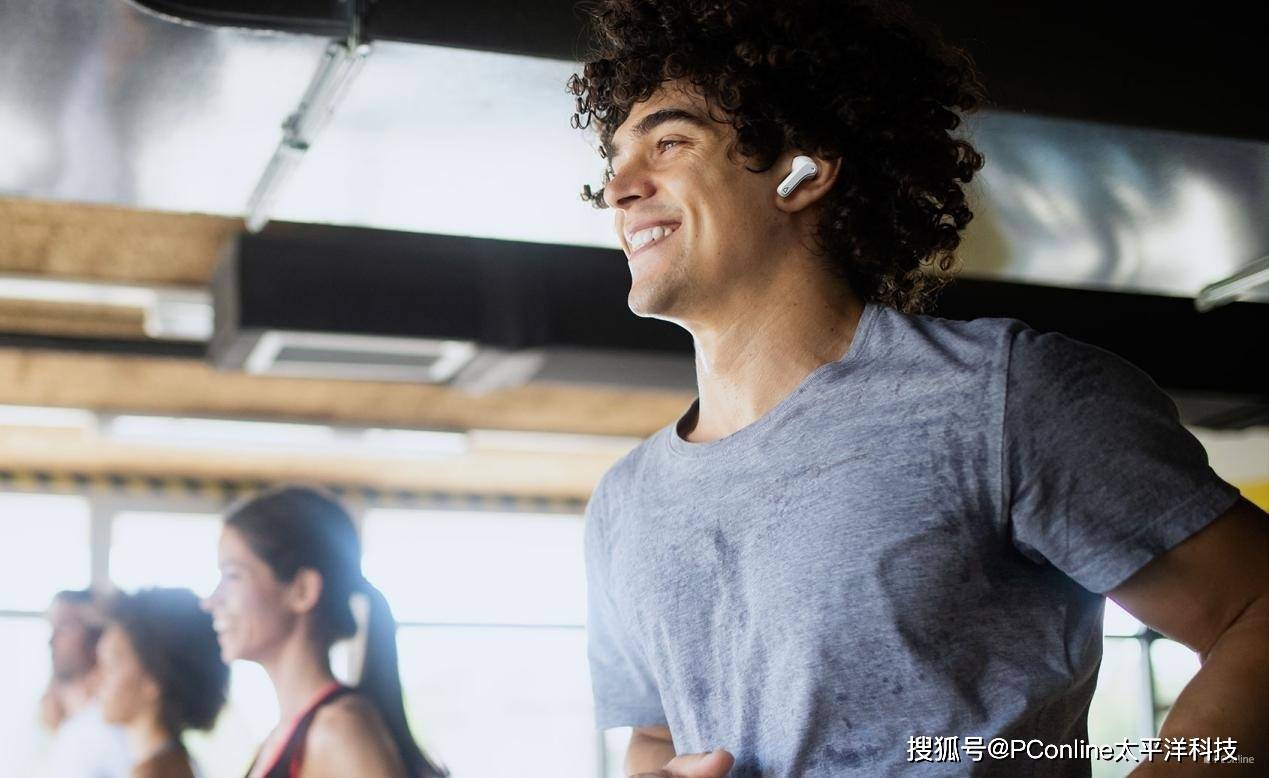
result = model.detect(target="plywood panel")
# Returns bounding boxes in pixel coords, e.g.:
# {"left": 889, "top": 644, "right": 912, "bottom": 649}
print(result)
{"left": 0, "top": 427, "right": 618, "bottom": 499}
{"left": 0, "top": 349, "right": 691, "bottom": 436}
{"left": 0, "top": 299, "right": 148, "bottom": 338}
{"left": 0, "top": 197, "right": 234, "bottom": 284}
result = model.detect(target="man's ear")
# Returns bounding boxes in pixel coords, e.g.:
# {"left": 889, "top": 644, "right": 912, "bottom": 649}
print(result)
{"left": 773, "top": 152, "right": 840, "bottom": 212}
{"left": 286, "top": 568, "right": 324, "bottom": 616}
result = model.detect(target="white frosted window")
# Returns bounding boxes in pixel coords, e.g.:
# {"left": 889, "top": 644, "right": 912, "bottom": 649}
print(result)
{"left": 1103, "top": 598, "right": 1144, "bottom": 637}
{"left": 362, "top": 510, "right": 586, "bottom": 626}
{"left": 0, "top": 618, "right": 53, "bottom": 778}
{"left": 396, "top": 626, "right": 597, "bottom": 778}
{"left": 0, "top": 494, "right": 90, "bottom": 611}
{"left": 109, "top": 512, "right": 222, "bottom": 598}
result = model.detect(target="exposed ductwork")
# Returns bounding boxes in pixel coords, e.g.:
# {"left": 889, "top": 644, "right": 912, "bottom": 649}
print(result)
{"left": 209, "top": 223, "right": 697, "bottom": 392}
{"left": 0, "top": 0, "right": 1264, "bottom": 426}
{"left": 205, "top": 222, "right": 1268, "bottom": 428}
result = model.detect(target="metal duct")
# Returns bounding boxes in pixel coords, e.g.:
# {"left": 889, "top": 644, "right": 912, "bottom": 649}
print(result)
{"left": 209, "top": 223, "right": 696, "bottom": 392}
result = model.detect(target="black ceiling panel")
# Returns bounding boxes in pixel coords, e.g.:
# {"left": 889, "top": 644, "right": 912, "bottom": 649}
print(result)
{"left": 130, "top": 0, "right": 1269, "bottom": 142}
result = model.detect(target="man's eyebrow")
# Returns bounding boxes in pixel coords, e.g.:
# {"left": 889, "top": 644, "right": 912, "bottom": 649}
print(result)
{"left": 607, "top": 108, "right": 712, "bottom": 161}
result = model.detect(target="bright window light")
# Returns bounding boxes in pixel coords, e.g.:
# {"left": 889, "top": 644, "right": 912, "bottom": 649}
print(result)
{"left": 362, "top": 428, "right": 469, "bottom": 457}
{"left": 108, "top": 512, "right": 223, "bottom": 598}
{"left": 185, "top": 661, "right": 277, "bottom": 777}
{"left": 1089, "top": 638, "right": 1148, "bottom": 764}
{"left": 1149, "top": 639, "right": 1200, "bottom": 712}
{"left": 396, "top": 626, "right": 596, "bottom": 777}
{"left": 0, "top": 618, "right": 53, "bottom": 778}
{"left": 362, "top": 510, "right": 586, "bottom": 626}
{"left": 0, "top": 494, "right": 90, "bottom": 611}
{"left": 1103, "top": 599, "right": 1145, "bottom": 637}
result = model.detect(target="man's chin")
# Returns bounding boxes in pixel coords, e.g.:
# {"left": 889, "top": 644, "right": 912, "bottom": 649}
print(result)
{"left": 627, "top": 280, "right": 684, "bottom": 320}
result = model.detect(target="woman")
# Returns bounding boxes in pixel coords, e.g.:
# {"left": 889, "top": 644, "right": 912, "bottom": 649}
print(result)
{"left": 202, "top": 486, "right": 445, "bottom": 778}
{"left": 97, "top": 587, "right": 229, "bottom": 778}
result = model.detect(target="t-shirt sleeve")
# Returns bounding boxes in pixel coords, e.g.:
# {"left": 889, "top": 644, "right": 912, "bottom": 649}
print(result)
{"left": 1001, "top": 326, "right": 1242, "bottom": 594}
{"left": 584, "top": 474, "right": 668, "bottom": 730}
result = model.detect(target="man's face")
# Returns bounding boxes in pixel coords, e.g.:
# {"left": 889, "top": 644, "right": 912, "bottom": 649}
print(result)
{"left": 47, "top": 600, "right": 97, "bottom": 681}
{"left": 603, "top": 84, "right": 785, "bottom": 321}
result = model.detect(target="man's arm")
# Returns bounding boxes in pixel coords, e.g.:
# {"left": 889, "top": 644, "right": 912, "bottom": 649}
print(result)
{"left": 1108, "top": 497, "right": 1269, "bottom": 775}
{"left": 628, "top": 726, "right": 678, "bottom": 774}
{"left": 626, "top": 726, "right": 735, "bottom": 778}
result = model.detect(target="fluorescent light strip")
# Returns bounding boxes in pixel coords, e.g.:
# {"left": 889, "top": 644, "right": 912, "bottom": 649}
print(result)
{"left": 468, "top": 429, "right": 643, "bottom": 455}
{"left": 245, "top": 41, "right": 372, "bottom": 233}
{"left": 1, "top": 405, "right": 641, "bottom": 459}
{"left": 0, "top": 275, "right": 213, "bottom": 341}
{"left": 102, "top": 414, "right": 471, "bottom": 459}
{"left": 0, "top": 404, "right": 96, "bottom": 429}
{"left": 363, "top": 428, "right": 469, "bottom": 457}
{"left": 1196, "top": 253, "right": 1269, "bottom": 312}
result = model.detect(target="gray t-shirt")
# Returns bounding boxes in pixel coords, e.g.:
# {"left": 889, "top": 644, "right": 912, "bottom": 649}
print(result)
{"left": 585, "top": 301, "right": 1240, "bottom": 777}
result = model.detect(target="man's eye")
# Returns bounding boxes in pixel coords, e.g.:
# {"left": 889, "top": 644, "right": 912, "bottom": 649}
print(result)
{"left": 656, "top": 139, "right": 682, "bottom": 152}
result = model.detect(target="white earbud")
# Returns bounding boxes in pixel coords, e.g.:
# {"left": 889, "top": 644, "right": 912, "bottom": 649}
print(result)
{"left": 777, "top": 155, "right": 818, "bottom": 198}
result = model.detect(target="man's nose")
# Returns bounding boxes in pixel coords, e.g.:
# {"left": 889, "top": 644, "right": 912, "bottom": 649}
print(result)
{"left": 603, "top": 159, "right": 655, "bottom": 210}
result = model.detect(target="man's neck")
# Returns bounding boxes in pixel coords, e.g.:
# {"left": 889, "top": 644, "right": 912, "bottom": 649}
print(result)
{"left": 683, "top": 268, "right": 865, "bottom": 443}
{"left": 56, "top": 674, "right": 98, "bottom": 717}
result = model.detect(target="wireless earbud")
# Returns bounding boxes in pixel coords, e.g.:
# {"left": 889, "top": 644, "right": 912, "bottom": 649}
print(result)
{"left": 777, "top": 155, "right": 818, "bottom": 197}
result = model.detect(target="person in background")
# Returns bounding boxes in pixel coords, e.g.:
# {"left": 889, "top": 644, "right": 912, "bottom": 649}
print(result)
{"left": 202, "top": 486, "right": 447, "bottom": 778}
{"left": 41, "top": 588, "right": 131, "bottom": 778}
{"left": 96, "top": 587, "right": 229, "bottom": 778}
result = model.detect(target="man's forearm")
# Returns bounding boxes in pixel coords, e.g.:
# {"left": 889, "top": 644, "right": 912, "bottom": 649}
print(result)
{"left": 626, "top": 729, "right": 678, "bottom": 775}
{"left": 1132, "top": 596, "right": 1269, "bottom": 775}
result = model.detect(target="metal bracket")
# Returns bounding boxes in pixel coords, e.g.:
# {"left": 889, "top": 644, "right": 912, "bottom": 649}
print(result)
{"left": 244, "top": 1, "right": 373, "bottom": 232}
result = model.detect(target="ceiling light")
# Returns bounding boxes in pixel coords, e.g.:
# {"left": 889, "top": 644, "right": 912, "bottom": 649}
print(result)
{"left": 245, "top": 40, "right": 372, "bottom": 232}
{"left": 0, "top": 404, "right": 96, "bottom": 430}
{"left": 0, "top": 274, "right": 212, "bottom": 341}
{"left": 1196, "top": 253, "right": 1269, "bottom": 312}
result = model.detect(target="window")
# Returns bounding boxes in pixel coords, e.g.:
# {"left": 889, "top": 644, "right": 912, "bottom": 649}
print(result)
{"left": 0, "top": 617, "right": 54, "bottom": 778}
{"left": 397, "top": 626, "right": 598, "bottom": 775}
{"left": 362, "top": 509, "right": 586, "bottom": 625}
{"left": 0, "top": 491, "right": 1225, "bottom": 777}
{"left": 185, "top": 660, "right": 277, "bottom": 777}
{"left": 0, "top": 493, "right": 90, "bottom": 611}
{"left": 362, "top": 509, "right": 598, "bottom": 776}
{"left": 1088, "top": 600, "right": 1200, "bottom": 778}
{"left": 108, "top": 511, "right": 222, "bottom": 597}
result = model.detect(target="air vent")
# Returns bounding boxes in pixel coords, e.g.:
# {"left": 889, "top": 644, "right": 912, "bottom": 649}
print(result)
{"left": 208, "top": 223, "right": 696, "bottom": 392}
{"left": 244, "top": 331, "right": 477, "bottom": 383}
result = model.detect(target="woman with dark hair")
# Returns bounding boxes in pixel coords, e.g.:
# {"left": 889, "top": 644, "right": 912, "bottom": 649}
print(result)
{"left": 97, "top": 587, "right": 229, "bottom": 778}
{"left": 202, "top": 486, "right": 445, "bottom": 778}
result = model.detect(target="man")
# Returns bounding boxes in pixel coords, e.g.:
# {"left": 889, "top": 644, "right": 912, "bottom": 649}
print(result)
{"left": 568, "top": 1, "right": 1268, "bottom": 776}
{"left": 41, "top": 589, "right": 131, "bottom": 778}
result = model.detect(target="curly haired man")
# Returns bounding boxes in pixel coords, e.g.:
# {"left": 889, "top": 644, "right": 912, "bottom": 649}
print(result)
{"left": 569, "top": 1, "right": 1268, "bottom": 776}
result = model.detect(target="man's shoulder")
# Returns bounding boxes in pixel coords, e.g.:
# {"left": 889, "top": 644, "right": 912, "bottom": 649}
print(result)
{"left": 594, "top": 426, "right": 674, "bottom": 499}
{"left": 586, "top": 423, "right": 681, "bottom": 526}
{"left": 858, "top": 305, "right": 1033, "bottom": 387}
{"left": 882, "top": 305, "right": 1028, "bottom": 355}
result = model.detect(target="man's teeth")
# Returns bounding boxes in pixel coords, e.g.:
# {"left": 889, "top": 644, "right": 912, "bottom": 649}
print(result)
{"left": 630, "top": 224, "right": 677, "bottom": 249}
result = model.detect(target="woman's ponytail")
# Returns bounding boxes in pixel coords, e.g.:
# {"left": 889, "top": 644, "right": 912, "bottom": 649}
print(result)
{"left": 357, "top": 582, "right": 448, "bottom": 778}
